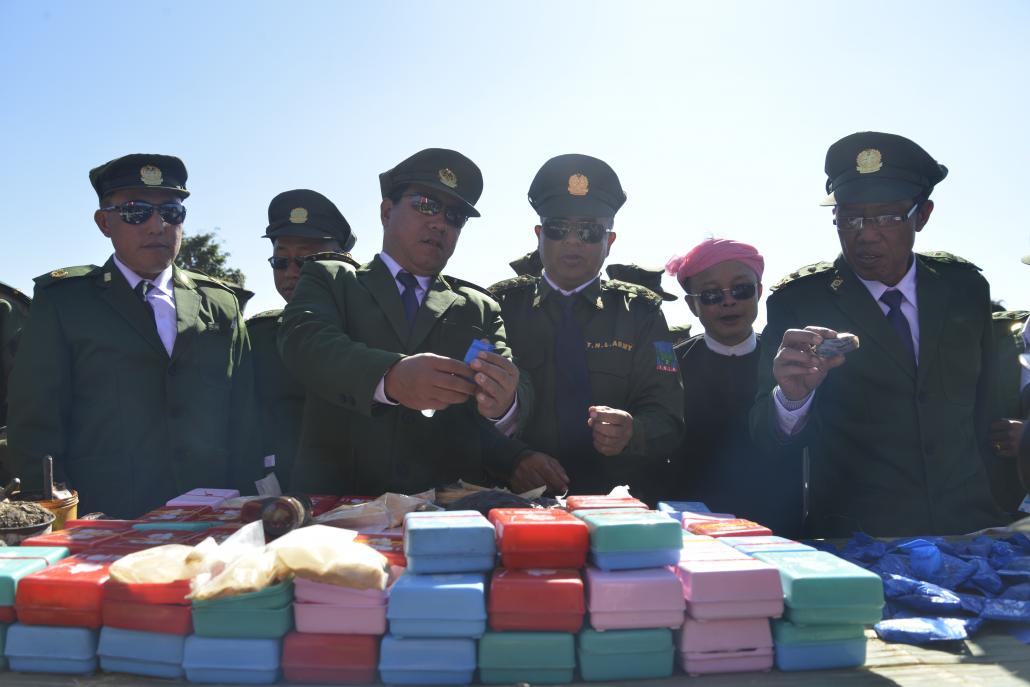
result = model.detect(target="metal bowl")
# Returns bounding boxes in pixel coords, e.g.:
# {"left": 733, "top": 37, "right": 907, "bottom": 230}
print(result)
{"left": 0, "top": 512, "right": 56, "bottom": 546}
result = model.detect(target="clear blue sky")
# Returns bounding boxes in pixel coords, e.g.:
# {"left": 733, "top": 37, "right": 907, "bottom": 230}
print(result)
{"left": 2, "top": 1, "right": 1027, "bottom": 328}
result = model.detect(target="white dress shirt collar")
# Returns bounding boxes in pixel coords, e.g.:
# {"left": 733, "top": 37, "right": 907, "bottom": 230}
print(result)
{"left": 378, "top": 251, "right": 432, "bottom": 295}
{"left": 112, "top": 254, "right": 173, "bottom": 296}
{"left": 543, "top": 270, "right": 599, "bottom": 296}
{"left": 703, "top": 331, "right": 758, "bottom": 357}
{"left": 856, "top": 256, "right": 918, "bottom": 307}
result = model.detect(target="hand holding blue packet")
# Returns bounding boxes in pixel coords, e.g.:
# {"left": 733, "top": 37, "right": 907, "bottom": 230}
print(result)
{"left": 420, "top": 339, "right": 497, "bottom": 418}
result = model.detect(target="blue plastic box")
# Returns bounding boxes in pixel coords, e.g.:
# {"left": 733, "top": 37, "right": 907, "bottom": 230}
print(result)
{"left": 98, "top": 626, "right": 185, "bottom": 679}
{"left": 775, "top": 638, "right": 867, "bottom": 671}
{"left": 379, "top": 635, "right": 475, "bottom": 685}
{"left": 182, "top": 636, "right": 280, "bottom": 684}
{"left": 403, "top": 511, "right": 496, "bottom": 573}
{"left": 387, "top": 572, "right": 486, "bottom": 638}
{"left": 4, "top": 623, "right": 98, "bottom": 674}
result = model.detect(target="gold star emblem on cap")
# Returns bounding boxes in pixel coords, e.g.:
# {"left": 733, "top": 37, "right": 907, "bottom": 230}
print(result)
{"left": 50, "top": 269, "right": 68, "bottom": 279}
{"left": 289, "top": 208, "right": 309, "bottom": 224}
{"left": 568, "top": 173, "right": 589, "bottom": 196}
{"left": 438, "top": 168, "right": 458, "bottom": 189}
{"left": 140, "top": 165, "right": 164, "bottom": 186}
{"left": 855, "top": 149, "right": 883, "bottom": 174}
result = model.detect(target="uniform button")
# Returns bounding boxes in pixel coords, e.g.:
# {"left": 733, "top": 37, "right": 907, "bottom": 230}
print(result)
{"left": 167, "top": 364, "right": 177, "bottom": 376}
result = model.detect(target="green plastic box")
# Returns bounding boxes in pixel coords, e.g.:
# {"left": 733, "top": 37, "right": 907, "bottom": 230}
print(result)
{"left": 576, "top": 511, "right": 681, "bottom": 553}
{"left": 577, "top": 628, "right": 674, "bottom": 681}
{"left": 771, "top": 618, "right": 867, "bottom": 645}
{"left": 0, "top": 558, "right": 50, "bottom": 606}
{"left": 478, "top": 631, "right": 575, "bottom": 684}
{"left": 754, "top": 551, "right": 884, "bottom": 624}
{"left": 191, "top": 580, "right": 294, "bottom": 638}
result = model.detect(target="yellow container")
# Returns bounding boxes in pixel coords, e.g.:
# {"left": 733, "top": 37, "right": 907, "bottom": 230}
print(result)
{"left": 13, "top": 491, "right": 79, "bottom": 530}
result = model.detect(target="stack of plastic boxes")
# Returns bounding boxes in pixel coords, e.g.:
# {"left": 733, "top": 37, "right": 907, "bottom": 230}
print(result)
{"left": 480, "top": 508, "right": 588, "bottom": 683}
{"left": 573, "top": 508, "right": 682, "bottom": 681}
{"left": 753, "top": 550, "right": 884, "bottom": 670}
{"left": 6, "top": 551, "right": 121, "bottom": 674}
{"left": 380, "top": 510, "right": 495, "bottom": 685}
{"left": 675, "top": 533, "right": 782, "bottom": 675}
{"left": 0, "top": 546, "right": 70, "bottom": 669}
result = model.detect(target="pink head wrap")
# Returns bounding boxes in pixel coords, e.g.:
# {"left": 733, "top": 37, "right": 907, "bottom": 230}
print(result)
{"left": 665, "top": 238, "right": 765, "bottom": 290}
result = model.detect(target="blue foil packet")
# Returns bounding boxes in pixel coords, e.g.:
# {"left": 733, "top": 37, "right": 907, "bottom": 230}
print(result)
{"left": 463, "top": 339, "right": 495, "bottom": 365}
{"left": 980, "top": 598, "right": 1030, "bottom": 623}
{"left": 874, "top": 617, "right": 968, "bottom": 644}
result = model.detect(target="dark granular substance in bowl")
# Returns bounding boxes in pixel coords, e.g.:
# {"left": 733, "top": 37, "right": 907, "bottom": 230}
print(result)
{"left": 0, "top": 501, "right": 53, "bottom": 528}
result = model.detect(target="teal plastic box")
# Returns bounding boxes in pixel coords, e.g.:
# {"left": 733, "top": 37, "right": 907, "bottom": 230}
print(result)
{"left": 192, "top": 580, "right": 294, "bottom": 638}
{"left": 577, "top": 628, "right": 674, "bottom": 682}
{"left": 0, "top": 546, "right": 70, "bottom": 564}
{"left": 771, "top": 621, "right": 868, "bottom": 673}
{"left": 0, "top": 559, "right": 49, "bottom": 606}
{"left": 576, "top": 510, "right": 681, "bottom": 552}
{"left": 754, "top": 551, "right": 884, "bottom": 624}
{"left": 478, "top": 631, "right": 575, "bottom": 684}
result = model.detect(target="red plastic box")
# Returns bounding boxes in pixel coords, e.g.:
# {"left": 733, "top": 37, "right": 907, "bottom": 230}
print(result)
{"left": 0, "top": 607, "right": 14, "bottom": 622}
{"left": 192, "top": 508, "right": 243, "bottom": 523}
{"left": 489, "top": 508, "right": 589, "bottom": 569}
{"left": 64, "top": 519, "right": 137, "bottom": 531}
{"left": 565, "top": 495, "right": 649, "bottom": 511}
{"left": 282, "top": 632, "right": 378, "bottom": 684}
{"left": 15, "top": 553, "right": 120, "bottom": 627}
{"left": 488, "top": 568, "right": 585, "bottom": 632}
{"left": 92, "top": 529, "right": 207, "bottom": 555}
{"left": 20, "top": 527, "right": 121, "bottom": 554}
{"left": 102, "top": 577, "right": 193, "bottom": 635}
{"left": 138, "top": 506, "right": 212, "bottom": 522}
{"left": 687, "top": 519, "right": 773, "bottom": 538}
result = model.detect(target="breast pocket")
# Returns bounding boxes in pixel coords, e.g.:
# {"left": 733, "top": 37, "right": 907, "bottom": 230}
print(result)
{"left": 586, "top": 347, "right": 632, "bottom": 406}
{"left": 434, "top": 318, "right": 487, "bottom": 360}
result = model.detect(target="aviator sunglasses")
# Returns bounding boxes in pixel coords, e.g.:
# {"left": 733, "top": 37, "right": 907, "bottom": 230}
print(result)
{"left": 407, "top": 193, "right": 469, "bottom": 229}
{"left": 686, "top": 283, "right": 758, "bottom": 306}
{"left": 541, "top": 219, "right": 610, "bottom": 244}
{"left": 100, "top": 200, "right": 187, "bottom": 225}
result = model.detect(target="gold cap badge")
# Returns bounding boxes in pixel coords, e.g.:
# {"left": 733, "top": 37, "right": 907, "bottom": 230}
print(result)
{"left": 855, "top": 149, "right": 883, "bottom": 174}
{"left": 289, "top": 207, "right": 309, "bottom": 224}
{"left": 50, "top": 269, "right": 68, "bottom": 279}
{"left": 438, "top": 168, "right": 458, "bottom": 188}
{"left": 568, "top": 173, "right": 589, "bottom": 196}
{"left": 140, "top": 165, "right": 164, "bottom": 186}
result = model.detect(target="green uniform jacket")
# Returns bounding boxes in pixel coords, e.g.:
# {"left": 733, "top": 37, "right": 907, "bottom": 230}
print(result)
{"left": 489, "top": 275, "right": 684, "bottom": 500}
{"left": 7, "top": 258, "right": 261, "bottom": 518}
{"left": 1, "top": 280, "right": 30, "bottom": 428}
{"left": 247, "top": 309, "right": 303, "bottom": 492}
{"left": 750, "top": 253, "right": 1005, "bottom": 537}
{"left": 987, "top": 310, "right": 1029, "bottom": 513}
{"left": 278, "top": 255, "right": 529, "bottom": 496}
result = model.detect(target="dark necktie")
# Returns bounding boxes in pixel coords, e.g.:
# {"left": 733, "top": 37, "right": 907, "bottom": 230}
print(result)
{"left": 880, "top": 289, "right": 916, "bottom": 365}
{"left": 553, "top": 294, "right": 594, "bottom": 461}
{"left": 397, "top": 271, "right": 420, "bottom": 326}
{"left": 135, "top": 280, "right": 155, "bottom": 317}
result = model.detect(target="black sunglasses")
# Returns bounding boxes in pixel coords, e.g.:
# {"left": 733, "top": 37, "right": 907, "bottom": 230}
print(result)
{"left": 541, "top": 220, "right": 610, "bottom": 244}
{"left": 686, "top": 283, "right": 758, "bottom": 306}
{"left": 267, "top": 253, "right": 339, "bottom": 271}
{"left": 100, "top": 200, "right": 186, "bottom": 225}
{"left": 407, "top": 193, "right": 469, "bottom": 229}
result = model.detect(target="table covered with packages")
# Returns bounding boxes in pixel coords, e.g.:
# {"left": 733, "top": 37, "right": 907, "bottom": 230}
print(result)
{"left": 0, "top": 489, "right": 1028, "bottom": 687}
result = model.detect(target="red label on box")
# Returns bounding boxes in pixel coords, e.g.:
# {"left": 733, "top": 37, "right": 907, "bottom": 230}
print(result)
{"left": 138, "top": 506, "right": 213, "bottom": 522}
{"left": 565, "top": 495, "right": 648, "bottom": 511}
{"left": 354, "top": 532, "right": 406, "bottom": 568}
{"left": 21, "top": 527, "right": 121, "bottom": 554}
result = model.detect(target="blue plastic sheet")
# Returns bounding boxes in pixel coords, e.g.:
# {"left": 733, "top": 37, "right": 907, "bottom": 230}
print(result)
{"left": 874, "top": 617, "right": 968, "bottom": 644}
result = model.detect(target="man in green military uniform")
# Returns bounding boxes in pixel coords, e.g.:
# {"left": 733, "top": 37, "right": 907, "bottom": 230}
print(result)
{"left": 751, "top": 132, "right": 1005, "bottom": 537}
{"left": 986, "top": 305, "right": 1028, "bottom": 515}
{"left": 7, "top": 154, "right": 260, "bottom": 518}
{"left": 490, "top": 154, "right": 684, "bottom": 500}
{"left": 279, "top": 148, "right": 529, "bottom": 496}
{"left": 248, "top": 189, "right": 358, "bottom": 491}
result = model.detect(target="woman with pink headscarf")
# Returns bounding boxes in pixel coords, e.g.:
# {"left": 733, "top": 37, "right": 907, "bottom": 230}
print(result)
{"left": 665, "top": 238, "right": 803, "bottom": 536}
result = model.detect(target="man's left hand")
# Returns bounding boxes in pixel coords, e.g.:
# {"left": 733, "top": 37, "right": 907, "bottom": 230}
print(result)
{"left": 470, "top": 345, "right": 519, "bottom": 419}
{"left": 589, "top": 405, "right": 633, "bottom": 456}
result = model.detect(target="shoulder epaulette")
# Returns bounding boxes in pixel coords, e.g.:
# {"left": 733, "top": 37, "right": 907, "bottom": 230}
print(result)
{"left": 247, "top": 308, "right": 283, "bottom": 323}
{"left": 602, "top": 278, "right": 663, "bottom": 306}
{"left": 443, "top": 275, "right": 498, "bottom": 302}
{"left": 992, "top": 309, "right": 1029, "bottom": 322}
{"left": 308, "top": 251, "right": 361, "bottom": 268}
{"left": 33, "top": 265, "right": 101, "bottom": 287}
{"left": 918, "top": 251, "right": 981, "bottom": 271}
{"left": 176, "top": 268, "right": 234, "bottom": 291}
{"left": 770, "top": 262, "right": 835, "bottom": 292}
{"left": 488, "top": 274, "right": 537, "bottom": 297}
{"left": 0, "top": 280, "right": 31, "bottom": 308}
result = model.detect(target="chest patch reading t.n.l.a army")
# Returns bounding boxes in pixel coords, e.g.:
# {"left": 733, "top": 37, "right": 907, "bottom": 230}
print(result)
{"left": 654, "top": 341, "right": 678, "bottom": 373}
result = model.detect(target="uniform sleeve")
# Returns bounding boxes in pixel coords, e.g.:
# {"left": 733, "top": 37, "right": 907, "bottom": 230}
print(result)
{"left": 228, "top": 307, "right": 263, "bottom": 494}
{"left": 279, "top": 262, "right": 405, "bottom": 418}
{"left": 750, "top": 292, "right": 813, "bottom": 451}
{"left": 974, "top": 275, "right": 997, "bottom": 462}
{"left": 6, "top": 286, "right": 72, "bottom": 490}
{"left": 625, "top": 307, "right": 684, "bottom": 457}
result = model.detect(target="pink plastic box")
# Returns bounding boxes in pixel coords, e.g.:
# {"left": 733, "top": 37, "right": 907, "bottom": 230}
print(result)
{"left": 678, "top": 616, "right": 774, "bottom": 675}
{"left": 293, "top": 577, "right": 387, "bottom": 635}
{"left": 585, "top": 566, "right": 685, "bottom": 631}
{"left": 676, "top": 558, "right": 783, "bottom": 620}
